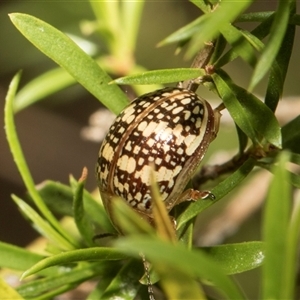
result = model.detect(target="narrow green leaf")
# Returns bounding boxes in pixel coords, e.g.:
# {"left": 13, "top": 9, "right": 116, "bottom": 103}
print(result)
{"left": 159, "top": 0, "right": 252, "bottom": 59}
{"left": 190, "top": 0, "right": 210, "bottom": 14}
{"left": 236, "top": 124, "right": 249, "bottom": 154}
{"left": 289, "top": 172, "right": 300, "bottom": 189}
{"left": 18, "top": 262, "right": 107, "bottom": 299}
{"left": 115, "top": 237, "right": 245, "bottom": 299}
{"left": 177, "top": 157, "right": 255, "bottom": 229}
{"left": 34, "top": 180, "right": 115, "bottom": 233}
{"left": 112, "top": 68, "right": 206, "bottom": 85}
{"left": 4, "top": 72, "right": 78, "bottom": 249}
{"left": 19, "top": 284, "right": 75, "bottom": 300}
{"left": 72, "top": 176, "right": 94, "bottom": 247}
{"left": 101, "top": 260, "right": 143, "bottom": 299}
{"left": 157, "top": 264, "right": 206, "bottom": 300}
{"left": 290, "top": 153, "right": 300, "bottom": 166}
{"left": 212, "top": 72, "right": 256, "bottom": 143}
{"left": 0, "top": 241, "right": 44, "bottom": 271}
{"left": 262, "top": 151, "right": 291, "bottom": 299}
{"left": 14, "top": 68, "right": 76, "bottom": 113}
{"left": 185, "top": 1, "right": 253, "bottom": 58}
{"left": 282, "top": 193, "right": 300, "bottom": 299}
{"left": 212, "top": 72, "right": 281, "bottom": 148}
{"left": 249, "top": 1, "right": 292, "bottom": 90}
{"left": 282, "top": 115, "right": 300, "bottom": 154}
{"left": 12, "top": 195, "right": 76, "bottom": 251}
{"left": 121, "top": 1, "right": 145, "bottom": 52}
{"left": 220, "top": 24, "right": 257, "bottom": 67}
{"left": 0, "top": 241, "right": 62, "bottom": 277}
{"left": 9, "top": 13, "right": 128, "bottom": 115}
{"left": 265, "top": 14, "right": 296, "bottom": 111}
{"left": 237, "top": 11, "right": 274, "bottom": 22}
{"left": 216, "top": 29, "right": 264, "bottom": 68}
{"left": 87, "top": 262, "right": 122, "bottom": 300}
{"left": 203, "top": 242, "right": 265, "bottom": 275}
{"left": 22, "top": 247, "right": 127, "bottom": 279}
{"left": 0, "top": 278, "right": 23, "bottom": 300}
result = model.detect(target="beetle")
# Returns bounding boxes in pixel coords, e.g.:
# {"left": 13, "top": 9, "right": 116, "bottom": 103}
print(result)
{"left": 96, "top": 86, "right": 221, "bottom": 232}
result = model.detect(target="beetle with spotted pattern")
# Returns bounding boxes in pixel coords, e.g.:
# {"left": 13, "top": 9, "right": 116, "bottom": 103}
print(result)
{"left": 96, "top": 86, "right": 221, "bottom": 232}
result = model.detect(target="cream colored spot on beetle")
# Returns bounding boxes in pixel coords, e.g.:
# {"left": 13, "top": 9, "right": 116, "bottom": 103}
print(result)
{"left": 124, "top": 182, "right": 130, "bottom": 192}
{"left": 183, "top": 110, "right": 191, "bottom": 120}
{"left": 155, "top": 157, "right": 162, "bottom": 165}
{"left": 125, "top": 141, "right": 132, "bottom": 151}
{"left": 117, "top": 155, "right": 136, "bottom": 173}
{"left": 173, "top": 116, "right": 180, "bottom": 123}
{"left": 193, "top": 106, "right": 200, "bottom": 114}
{"left": 144, "top": 121, "right": 158, "bottom": 137}
{"left": 165, "top": 154, "right": 171, "bottom": 162}
{"left": 181, "top": 98, "right": 191, "bottom": 105}
{"left": 185, "top": 134, "right": 204, "bottom": 156}
{"left": 113, "top": 176, "right": 119, "bottom": 187}
{"left": 165, "top": 103, "right": 177, "bottom": 111}
{"left": 142, "top": 102, "right": 151, "bottom": 108}
{"left": 195, "top": 118, "right": 202, "bottom": 129}
{"left": 163, "top": 143, "right": 170, "bottom": 153}
{"left": 177, "top": 147, "right": 184, "bottom": 155}
{"left": 126, "top": 114, "right": 135, "bottom": 124}
{"left": 122, "top": 106, "right": 135, "bottom": 122}
{"left": 157, "top": 165, "right": 182, "bottom": 188}
{"left": 135, "top": 192, "right": 142, "bottom": 201}
{"left": 133, "top": 145, "right": 141, "bottom": 154}
{"left": 172, "top": 124, "right": 185, "bottom": 145}
{"left": 134, "top": 165, "right": 152, "bottom": 185}
{"left": 138, "top": 157, "right": 145, "bottom": 166}
{"left": 101, "top": 143, "right": 114, "bottom": 162}
{"left": 138, "top": 121, "right": 148, "bottom": 131}
{"left": 172, "top": 106, "right": 184, "bottom": 114}
{"left": 118, "top": 127, "right": 125, "bottom": 134}
{"left": 117, "top": 182, "right": 124, "bottom": 193}
{"left": 147, "top": 138, "right": 155, "bottom": 147}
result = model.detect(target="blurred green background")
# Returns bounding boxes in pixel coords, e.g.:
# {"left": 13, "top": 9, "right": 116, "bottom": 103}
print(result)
{"left": 0, "top": 2, "right": 299, "bottom": 298}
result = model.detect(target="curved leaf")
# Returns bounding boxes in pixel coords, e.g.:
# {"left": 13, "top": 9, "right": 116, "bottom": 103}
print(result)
{"left": 220, "top": 24, "right": 257, "bottom": 67}
{"left": 9, "top": 13, "right": 128, "bottom": 115}
{"left": 14, "top": 68, "right": 76, "bottom": 113}
{"left": 101, "top": 260, "right": 144, "bottom": 300}
{"left": 203, "top": 241, "right": 264, "bottom": 275}
{"left": 112, "top": 68, "right": 205, "bottom": 85}
{"left": 115, "top": 236, "right": 245, "bottom": 299}
{"left": 22, "top": 247, "right": 128, "bottom": 279}
{"left": 5, "top": 72, "right": 78, "bottom": 249}
{"left": 282, "top": 115, "right": 300, "bottom": 154}
{"left": 12, "top": 195, "right": 76, "bottom": 251}
{"left": 17, "top": 262, "right": 108, "bottom": 299}
{"left": 0, "top": 278, "right": 23, "bottom": 300}
{"left": 212, "top": 72, "right": 281, "bottom": 148}
{"left": 262, "top": 152, "right": 291, "bottom": 299}
{"left": 249, "top": 1, "right": 292, "bottom": 90}
{"left": 264, "top": 9, "right": 296, "bottom": 112}
{"left": 159, "top": 1, "right": 252, "bottom": 59}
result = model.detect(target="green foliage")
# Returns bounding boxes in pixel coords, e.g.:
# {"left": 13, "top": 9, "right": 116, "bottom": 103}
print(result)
{"left": 1, "top": 1, "right": 300, "bottom": 299}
